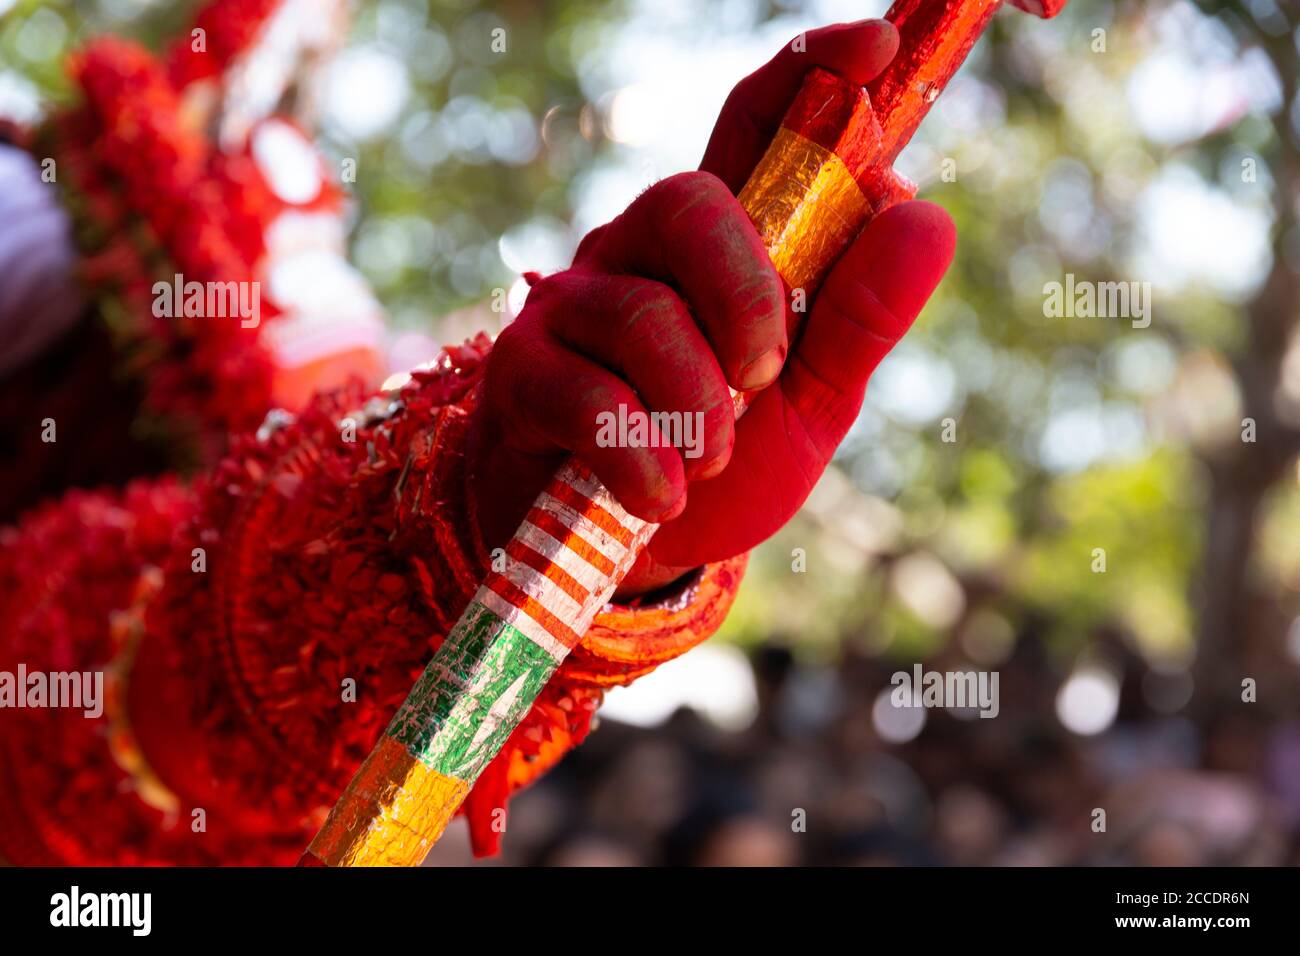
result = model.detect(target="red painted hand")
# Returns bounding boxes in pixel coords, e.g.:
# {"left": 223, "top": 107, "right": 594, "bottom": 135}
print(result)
{"left": 469, "top": 19, "right": 956, "bottom": 595}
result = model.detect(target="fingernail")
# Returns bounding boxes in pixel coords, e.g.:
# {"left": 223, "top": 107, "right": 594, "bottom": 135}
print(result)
{"left": 661, "top": 491, "right": 688, "bottom": 522}
{"left": 738, "top": 347, "right": 785, "bottom": 390}
{"left": 696, "top": 454, "right": 728, "bottom": 480}
{"left": 694, "top": 429, "right": 734, "bottom": 480}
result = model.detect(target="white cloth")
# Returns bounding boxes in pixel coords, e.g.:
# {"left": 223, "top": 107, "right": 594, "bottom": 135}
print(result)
{"left": 0, "top": 143, "right": 85, "bottom": 377}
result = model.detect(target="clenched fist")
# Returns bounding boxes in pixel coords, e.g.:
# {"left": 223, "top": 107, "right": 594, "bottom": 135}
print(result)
{"left": 469, "top": 19, "right": 955, "bottom": 595}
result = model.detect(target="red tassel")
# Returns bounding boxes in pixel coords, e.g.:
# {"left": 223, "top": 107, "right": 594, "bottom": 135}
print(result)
{"left": 463, "top": 753, "right": 511, "bottom": 858}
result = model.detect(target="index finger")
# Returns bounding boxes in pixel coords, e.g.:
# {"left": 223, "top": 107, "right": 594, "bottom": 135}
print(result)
{"left": 699, "top": 19, "right": 899, "bottom": 194}
{"left": 592, "top": 171, "right": 787, "bottom": 392}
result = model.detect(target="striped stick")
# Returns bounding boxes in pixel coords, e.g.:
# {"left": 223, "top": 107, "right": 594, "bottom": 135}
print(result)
{"left": 304, "top": 0, "right": 1037, "bottom": 867}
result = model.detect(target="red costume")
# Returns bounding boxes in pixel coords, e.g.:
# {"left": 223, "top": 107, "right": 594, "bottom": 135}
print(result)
{"left": 0, "top": 338, "right": 745, "bottom": 863}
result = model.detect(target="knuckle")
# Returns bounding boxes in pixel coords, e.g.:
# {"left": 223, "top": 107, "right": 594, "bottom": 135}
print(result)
{"left": 489, "top": 319, "right": 528, "bottom": 364}
{"left": 573, "top": 223, "right": 608, "bottom": 261}
{"left": 616, "top": 280, "right": 680, "bottom": 341}
{"left": 578, "top": 382, "right": 625, "bottom": 419}
{"left": 839, "top": 275, "right": 908, "bottom": 344}
{"left": 485, "top": 327, "right": 517, "bottom": 373}
{"left": 654, "top": 170, "right": 730, "bottom": 220}
{"left": 733, "top": 272, "right": 785, "bottom": 322}
{"left": 523, "top": 270, "right": 578, "bottom": 315}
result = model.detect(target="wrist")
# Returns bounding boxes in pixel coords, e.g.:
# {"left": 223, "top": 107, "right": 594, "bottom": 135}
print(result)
{"left": 615, "top": 548, "right": 700, "bottom": 601}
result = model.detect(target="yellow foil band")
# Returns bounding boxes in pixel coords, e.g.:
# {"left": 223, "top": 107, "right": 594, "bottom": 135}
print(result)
{"left": 738, "top": 126, "right": 872, "bottom": 293}
{"left": 308, "top": 735, "right": 470, "bottom": 867}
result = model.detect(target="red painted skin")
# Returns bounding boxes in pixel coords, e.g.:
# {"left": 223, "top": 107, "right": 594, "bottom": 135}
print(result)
{"left": 471, "top": 19, "right": 955, "bottom": 596}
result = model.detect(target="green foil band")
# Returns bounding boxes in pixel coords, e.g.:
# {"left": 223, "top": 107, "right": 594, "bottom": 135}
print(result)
{"left": 385, "top": 600, "right": 560, "bottom": 781}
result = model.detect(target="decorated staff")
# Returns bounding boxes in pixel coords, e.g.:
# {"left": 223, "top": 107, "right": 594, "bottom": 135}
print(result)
{"left": 305, "top": 0, "right": 1069, "bottom": 867}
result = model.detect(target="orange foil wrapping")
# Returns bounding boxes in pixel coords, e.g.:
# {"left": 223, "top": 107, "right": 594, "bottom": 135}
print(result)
{"left": 739, "top": 67, "right": 914, "bottom": 299}
{"left": 738, "top": 125, "right": 874, "bottom": 294}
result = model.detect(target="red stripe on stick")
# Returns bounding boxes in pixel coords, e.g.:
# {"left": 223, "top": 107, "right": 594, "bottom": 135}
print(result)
{"left": 525, "top": 508, "right": 618, "bottom": 577}
{"left": 546, "top": 481, "right": 636, "bottom": 548}
{"left": 505, "top": 538, "right": 592, "bottom": 606}
{"left": 778, "top": 67, "right": 884, "bottom": 185}
{"left": 484, "top": 573, "right": 584, "bottom": 650}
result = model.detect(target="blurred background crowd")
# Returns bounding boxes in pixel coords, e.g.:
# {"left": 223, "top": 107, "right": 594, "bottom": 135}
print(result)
{"left": 438, "top": 635, "right": 1300, "bottom": 866}
{"left": 3, "top": 0, "right": 1299, "bottom": 865}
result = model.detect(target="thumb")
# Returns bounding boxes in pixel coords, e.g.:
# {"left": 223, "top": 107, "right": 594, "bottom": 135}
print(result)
{"left": 782, "top": 199, "right": 956, "bottom": 455}
{"left": 643, "top": 201, "right": 954, "bottom": 571}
